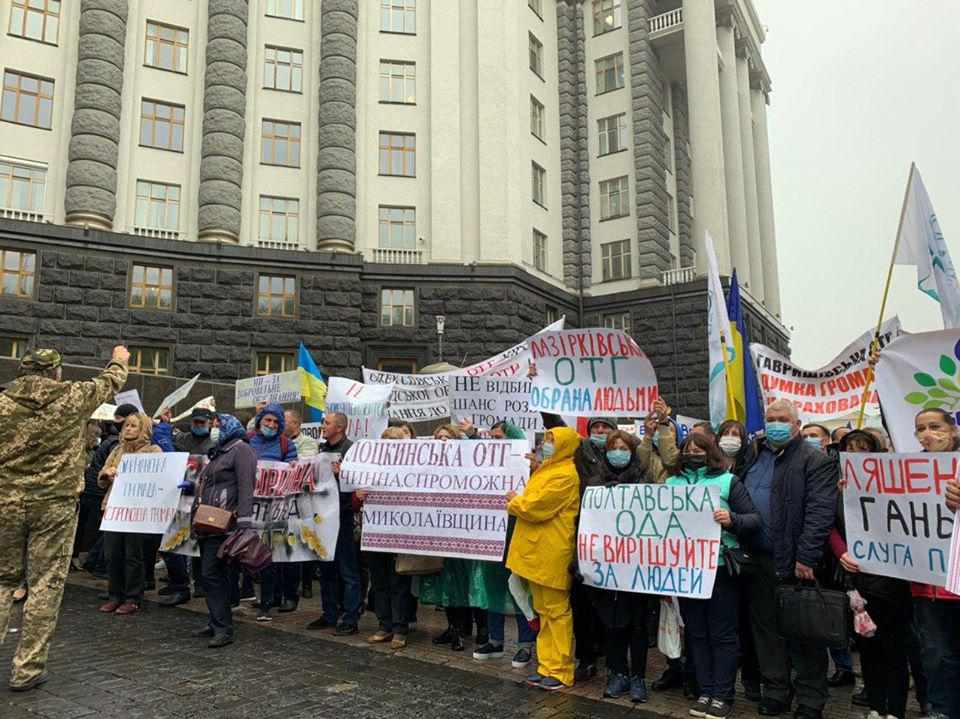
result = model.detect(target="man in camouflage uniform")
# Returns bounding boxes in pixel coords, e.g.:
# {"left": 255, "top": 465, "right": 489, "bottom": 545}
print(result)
{"left": 0, "top": 346, "right": 129, "bottom": 691}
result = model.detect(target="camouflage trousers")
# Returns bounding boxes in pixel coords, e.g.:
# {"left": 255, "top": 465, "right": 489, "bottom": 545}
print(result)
{"left": 0, "top": 496, "right": 78, "bottom": 687}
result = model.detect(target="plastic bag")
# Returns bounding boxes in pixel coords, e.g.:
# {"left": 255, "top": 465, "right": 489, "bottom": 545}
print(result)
{"left": 657, "top": 597, "right": 684, "bottom": 659}
{"left": 848, "top": 589, "right": 877, "bottom": 638}
{"left": 508, "top": 573, "right": 536, "bottom": 622}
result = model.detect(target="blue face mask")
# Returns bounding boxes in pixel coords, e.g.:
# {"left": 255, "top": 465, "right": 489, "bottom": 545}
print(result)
{"left": 589, "top": 434, "right": 607, "bottom": 447}
{"left": 606, "top": 449, "right": 631, "bottom": 468}
{"left": 541, "top": 442, "right": 555, "bottom": 459}
{"left": 765, "top": 421, "right": 793, "bottom": 446}
{"left": 804, "top": 436, "right": 823, "bottom": 451}
{"left": 261, "top": 427, "right": 278, "bottom": 439}
{"left": 191, "top": 425, "right": 210, "bottom": 438}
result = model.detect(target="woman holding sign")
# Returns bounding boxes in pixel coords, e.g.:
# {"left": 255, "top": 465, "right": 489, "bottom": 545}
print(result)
{"left": 506, "top": 426, "right": 582, "bottom": 691}
{"left": 667, "top": 434, "right": 760, "bottom": 719}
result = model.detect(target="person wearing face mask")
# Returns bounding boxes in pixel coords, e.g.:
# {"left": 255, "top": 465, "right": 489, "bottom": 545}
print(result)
{"left": 585, "top": 430, "right": 653, "bottom": 703}
{"left": 908, "top": 408, "right": 960, "bottom": 719}
{"left": 800, "top": 424, "right": 830, "bottom": 452}
{"left": 667, "top": 433, "right": 760, "bottom": 719}
{"left": 715, "top": 420, "right": 756, "bottom": 479}
{"left": 506, "top": 426, "right": 582, "bottom": 691}
{"left": 740, "top": 399, "right": 837, "bottom": 719}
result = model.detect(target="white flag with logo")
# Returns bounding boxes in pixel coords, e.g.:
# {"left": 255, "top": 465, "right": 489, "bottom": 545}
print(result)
{"left": 894, "top": 164, "right": 960, "bottom": 328}
{"left": 705, "top": 232, "right": 732, "bottom": 430}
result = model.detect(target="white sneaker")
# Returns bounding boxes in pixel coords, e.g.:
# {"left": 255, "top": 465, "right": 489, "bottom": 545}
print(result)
{"left": 866, "top": 712, "right": 882, "bottom": 719}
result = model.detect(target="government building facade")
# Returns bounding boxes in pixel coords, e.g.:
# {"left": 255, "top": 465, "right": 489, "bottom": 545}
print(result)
{"left": 0, "top": 0, "right": 787, "bottom": 418}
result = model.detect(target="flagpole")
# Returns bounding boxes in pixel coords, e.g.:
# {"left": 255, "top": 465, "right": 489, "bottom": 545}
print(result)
{"left": 856, "top": 162, "right": 916, "bottom": 429}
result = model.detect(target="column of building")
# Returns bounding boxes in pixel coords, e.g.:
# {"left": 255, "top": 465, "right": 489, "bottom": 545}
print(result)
{"left": 64, "top": 0, "right": 129, "bottom": 230}
{"left": 752, "top": 86, "right": 781, "bottom": 316}
{"left": 737, "top": 47, "right": 765, "bottom": 300}
{"left": 315, "top": 0, "right": 359, "bottom": 252}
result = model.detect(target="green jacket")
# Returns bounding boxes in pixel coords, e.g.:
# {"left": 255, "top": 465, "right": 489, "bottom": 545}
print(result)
{"left": 0, "top": 361, "right": 128, "bottom": 501}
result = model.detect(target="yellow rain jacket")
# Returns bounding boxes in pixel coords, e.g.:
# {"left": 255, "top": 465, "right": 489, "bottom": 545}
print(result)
{"left": 506, "top": 426, "right": 581, "bottom": 591}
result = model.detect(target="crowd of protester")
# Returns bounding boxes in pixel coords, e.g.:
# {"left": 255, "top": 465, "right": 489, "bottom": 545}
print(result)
{"left": 4, "top": 345, "right": 960, "bottom": 719}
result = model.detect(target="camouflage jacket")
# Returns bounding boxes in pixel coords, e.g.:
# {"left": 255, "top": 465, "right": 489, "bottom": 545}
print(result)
{"left": 0, "top": 361, "right": 128, "bottom": 501}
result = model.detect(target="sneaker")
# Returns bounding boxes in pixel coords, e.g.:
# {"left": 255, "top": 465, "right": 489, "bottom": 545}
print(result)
{"left": 368, "top": 630, "right": 393, "bottom": 644}
{"left": 706, "top": 699, "right": 733, "bottom": 719}
{"left": 539, "top": 677, "right": 564, "bottom": 692}
{"left": 690, "top": 696, "right": 712, "bottom": 718}
{"left": 526, "top": 672, "right": 545, "bottom": 686}
{"left": 335, "top": 623, "right": 358, "bottom": 636}
{"left": 511, "top": 647, "right": 532, "bottom": 669}
{"left": 114, "top": 602, "right": 139, "bottom": 616}
{"left": 630, "top": 676, "right": 648, "bottom": 704}
{"left": 239, "top": 593, "right": 257, "bottom": 603}
{"left": 98, "top": 600, "right": 121, "bottom": 613}
{"left": 9, "top": 671, "right": 48, "bottom": 692}
{"left": 208, "top": 633, "right": 234, "bottom": 649}
{"left": 390, "top": 635, "right": 407, "bottom": 649}
{"left": 866, "top": 712, "right": 882, "bottom": 719}
{"left": 256, "top": 610, "right": 272, "bottom": 623}
{"left": 603, "top": 672, "right": 631, "bottom": 699}
{"left": 472, "top": 642, "right": 505, "bottom": 660}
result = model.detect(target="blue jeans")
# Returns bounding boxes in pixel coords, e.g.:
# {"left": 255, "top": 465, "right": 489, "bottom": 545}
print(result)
{"left": 830, "top": 646, "right": 853, "bottom": 673}
{"left": 915, "top": 598, "right": 960, "bottom": 718}
{"left": 488, "top": 611, "right": 536, "bottom": 648}
{"left": 320, "top": 514, "right": 361, "bottom": 625}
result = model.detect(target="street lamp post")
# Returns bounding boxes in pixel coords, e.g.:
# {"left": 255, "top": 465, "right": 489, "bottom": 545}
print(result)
{"left": 436, "top": 315, "right": 445, "bottom": 363}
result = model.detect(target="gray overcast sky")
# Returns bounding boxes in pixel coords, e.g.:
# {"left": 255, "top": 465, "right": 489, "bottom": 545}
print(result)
{"left": 753, "top": 0, "right": 960, "bottom": 366}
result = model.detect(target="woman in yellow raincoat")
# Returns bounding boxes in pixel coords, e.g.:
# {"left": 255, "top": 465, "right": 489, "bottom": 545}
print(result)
{"left": 506, "top": 426, "right": 581, "bottom": 690}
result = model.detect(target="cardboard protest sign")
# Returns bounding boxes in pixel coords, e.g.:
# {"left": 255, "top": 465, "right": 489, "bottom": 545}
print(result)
{"left": 325, "top": 376, "right": 392, "bottom": 440}
{"left": 91, "top": 403, "right": 117, "bottom": 421}
{"left": 450, "top": 375, "right": 544, "bottom": 433}
{"left": 577, "top": 484, "right": 722, "bottom": 598}
{"left": 751, "top": 317, "right": 902, "bottom": 423}
{"left": 875, "top": 329, "right": 960, "bottom": 451}
{"left": 300, "top": 422, "right": 323, "bottom": 443}
{"left": 341, "top": 439, "right": 529, "bottom": 561}
{"left": 160, "top": 456, "right": 206, "bottom": 556}
{"left": 235, "top": 370, "right": 302, "bottom": 408}
{"left": 101, "top": 452, "right": 189, "bottom": 534}
{"left": 841, "top": 452, "right": 956, "bottom": 585}
{"left": 114, "top": 389, "right": 144, "bottom": 413}
{"left": 528, "top": 329, "right": 658, "bottom": 417}
{"left": 153, "top": 373, "right": 201, "bottom": 418}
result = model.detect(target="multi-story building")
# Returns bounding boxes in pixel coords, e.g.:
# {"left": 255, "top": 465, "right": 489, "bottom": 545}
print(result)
{"left": 0, "top": 0, "right": 787, "bottom": 418}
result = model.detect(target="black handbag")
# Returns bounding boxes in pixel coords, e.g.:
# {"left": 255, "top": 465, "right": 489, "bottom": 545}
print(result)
{"left": 775, "top": 581, "right": 849, "bottom": 649}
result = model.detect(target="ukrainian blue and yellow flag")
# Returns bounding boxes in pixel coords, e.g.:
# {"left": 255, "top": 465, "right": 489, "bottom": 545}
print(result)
{"left": 297, "top": 342, "right": 327, "bottom": 423}
{"left": 725, "top": 271, "right": 765, "bottom": 434}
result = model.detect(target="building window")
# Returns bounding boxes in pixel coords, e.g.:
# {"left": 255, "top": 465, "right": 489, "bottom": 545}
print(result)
{"left": 380, "top": 60, "right": 416, "bottom": 104}
{"left": 145, "top": 21, "right": 188, "bottom": 73}
{"left": 0, "top": 161, "right": 44, "bottom": 214}
{"left": 603, "top": 312, "right": 631, "bottom": 334}
{"left": 9, "top": 0, "right": 59, "bottom": 44}
{"left": 381, "top": 0, "right": 415, "bottom": 34}
{"left": 598, "top": 113, "right": 626, "bottom": 156}
{"left": 532, "top": 162, "right": 546, "bottom": 207}
{"left": 381, "top": 288, "right": 415, "bottom": 327}
{"left": 140, "top": 99, "right": 184, "bottom": 151}
{"left": 0, "top": 249, "right": 34, "bottom": 297}
{"left": 134, "top": 180, "right": 180, "bottom": 232}
{"left": 595, "top": 53, "right": 624, "bottom": 94}
{"left": 601, "top": 240, "right": 632, "bottom": 282}
{"left": 592, "top": 0, "right": 623, "bottom": 35}
{"left": 128, "top": 263, "right": 173, "bottom": 310}
{"left": 533, "top": 229, "right": 547, "bottom": 272}
{"left": 256, "top": 275, "right": 296, "bottom": 317}
{"left": 0, "top": 336, "right": 26, "bottom": 359}
{"left": 600, "top": 175, "right": 629, "bottom": 220}
{"left": 379, "top": 206, "right": 416, "bottom": 249}
{"left": 1, "top": 70, "right": 53, "bottom": 129}
{"left": 378, "top": 358, "right": 416, "bottom": 373}
{"left": 378, "top": 132, "right": 416, "bottom": 177}
{"left": 256, "top": 352, "right": 295, "bottom": 375}
{"left": 530, "top": 95, "right": 545, "bottom": 141}
{"left": 129, "top": 346, "right": 170, "bottom": 376}
{"left": 528, "top": 33, "right": 543, "bottom": 78}
{"left": 528, "top": 0, "right": 542, "bottom": 17}
{"left": 261, "top": 119, "right": 301, "bottom": 167}
{"left": 264, "top": 46, "right": 303, "bottom": 92}
{"left": 545, "top": 306, "right": 559, "bottom": 325}
{"left": 258, "top": 196, "right": 299, "bottom": 246}
{"left": 266, "top": 0, "right": 303, "bottom": 21}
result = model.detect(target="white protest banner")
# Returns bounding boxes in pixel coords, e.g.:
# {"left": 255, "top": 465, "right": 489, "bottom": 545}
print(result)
{"left": 160, "top": 456, "right": 207, "bottom": 556}
{"left": 91, "top": 403, "right": 117, "bottom": 421}
{"left": 457, "top": 316, "right": 566, "bottom": 378}
{"left": 114, "top": 389, "right": 144, "bottom": 413}
{"left": 577, "top": 484, "right": 722, "bottom": 598}
{"left": 841, "top": 452, "right": 956, "bottom": 585}
{"left": 634, "top": 415, "right": 706, "bottom": 442}
{"left": 101, "top": 452, "right": 189, "bottom": 534}
{"left": 450, "top": 375, "right": 544, "bottom": 433}
{"left": 153, "top": 373, "right": 201, "bottom": 418}
{"left": 751, "top": 317, "right": 903, "bottom": 424}
{"left": 326, "top": 376, "right": 392, "bottom": 440}
{"left": 875, "top": 329, "right": 960, "bottom": 451}
{"left": 235, "top": 370, "right": 302, "bottom": 408}
{"left": 528, "top": 329, "right": 658, "bottom": 417}
{"left": 301, "top": 422, "right": 323, "bottom": 443}
{"left": 341, "top": 439, "right": 529, "bottom": 561}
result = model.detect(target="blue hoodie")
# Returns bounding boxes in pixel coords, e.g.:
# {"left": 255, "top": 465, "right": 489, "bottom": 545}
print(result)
{"left": 247, "top": 403, "right": 298, "bottom": 462}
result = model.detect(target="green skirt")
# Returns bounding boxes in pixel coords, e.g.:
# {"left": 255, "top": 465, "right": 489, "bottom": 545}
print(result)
{"left": 417, "top": 558, "right": 517, "bottom": 615}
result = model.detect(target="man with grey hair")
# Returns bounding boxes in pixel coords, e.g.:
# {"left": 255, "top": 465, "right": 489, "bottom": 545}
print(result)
{"left": 740, "top": 399, "right": 838, "bottom": 719}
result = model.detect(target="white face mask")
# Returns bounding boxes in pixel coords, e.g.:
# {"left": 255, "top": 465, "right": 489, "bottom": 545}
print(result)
{"left": 718, "top": 436, "right": 742, "bottom": 457}
{"left": 210, "top": 427, "right": 221, "bottom": 443}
